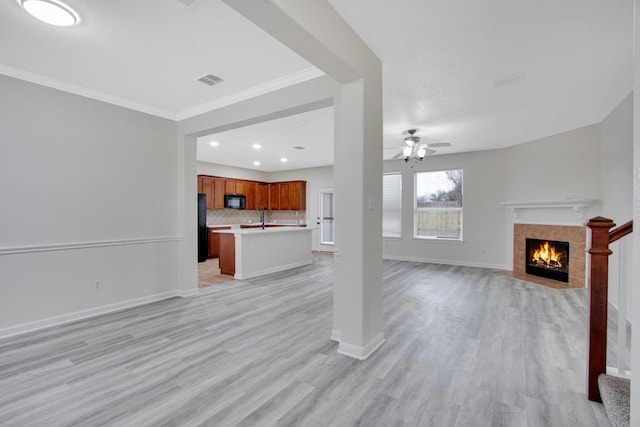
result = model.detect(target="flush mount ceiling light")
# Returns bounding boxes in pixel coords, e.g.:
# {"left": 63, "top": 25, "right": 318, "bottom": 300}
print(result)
{"left": 20, "top": 0, "right": 79, "bottom": 27}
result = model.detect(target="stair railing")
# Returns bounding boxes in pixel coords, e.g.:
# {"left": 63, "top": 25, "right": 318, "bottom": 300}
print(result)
{"left": 586, "top": 217, "right": 633, "bottom": 402}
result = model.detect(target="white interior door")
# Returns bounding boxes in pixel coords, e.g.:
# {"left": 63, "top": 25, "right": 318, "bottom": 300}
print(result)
{"left": 313, "top": 187, "right": 334, "bottom": 252}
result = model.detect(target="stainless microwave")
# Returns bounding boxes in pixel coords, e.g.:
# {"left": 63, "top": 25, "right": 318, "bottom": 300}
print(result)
{"left": 224, "top": 194, "right": 246, "bottom": 209}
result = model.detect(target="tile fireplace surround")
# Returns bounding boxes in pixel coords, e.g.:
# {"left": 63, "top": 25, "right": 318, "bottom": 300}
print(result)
{"left": 513, "top": 223, "right": 587, "bottom": 288}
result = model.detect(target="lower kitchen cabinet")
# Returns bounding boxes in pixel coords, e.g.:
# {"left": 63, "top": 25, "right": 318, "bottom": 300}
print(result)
{"left": 218, "top": 233, "right": 236, "bottom": 276}
{"left": 208, "top": 226, "right": 231, "bottom": 258}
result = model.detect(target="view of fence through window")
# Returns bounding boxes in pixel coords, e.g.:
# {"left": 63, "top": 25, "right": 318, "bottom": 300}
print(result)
{"left": 415, "top": 169, "right": 463, "bottom": 239}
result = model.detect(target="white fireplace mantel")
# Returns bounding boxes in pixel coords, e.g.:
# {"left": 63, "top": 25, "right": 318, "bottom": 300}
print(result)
{"left": 498, "top": 199, "right": 598, "bottom": 221}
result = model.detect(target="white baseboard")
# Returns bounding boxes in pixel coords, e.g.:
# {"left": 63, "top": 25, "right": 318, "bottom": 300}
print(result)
{"left": 234, "top": 259, "right": 313, "bottom": 280}
{"left": 0, "top": 288, "right": 198, "bottom": 340}
{"left": 330, "top": 329, "right": 341, "bottom": 342}
{"left": 176, "top": 289, "right": 200, "bottom": 298}
{"left": 337, "top": 332, "right": 385, "bottom": 360}
{"left": 383, "top": 255, "right": 511, "bottom": 271}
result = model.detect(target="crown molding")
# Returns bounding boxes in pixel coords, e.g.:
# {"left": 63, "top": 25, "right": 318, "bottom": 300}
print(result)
{"left": 0, "top": 64, "right": 324, "bottom": 122}
{"left": 174, "top": 67, "right": 325, "bottom": 121}
{"left": 0, "top": 63, "right": 176, "bottom": 119}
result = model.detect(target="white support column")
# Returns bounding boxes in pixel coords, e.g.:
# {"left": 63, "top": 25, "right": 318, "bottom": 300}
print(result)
{"left": 631, "top": 0, "right": 639, "bottom": 424}
{"left": 223, "top": 0, "right": 384, "bottom": 359}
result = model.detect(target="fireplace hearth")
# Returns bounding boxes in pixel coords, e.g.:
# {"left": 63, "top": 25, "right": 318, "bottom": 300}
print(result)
{"left": 525, "top": 238, "right": 569, "bottom": 283}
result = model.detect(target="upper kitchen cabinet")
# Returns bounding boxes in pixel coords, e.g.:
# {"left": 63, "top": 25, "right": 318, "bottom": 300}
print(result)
{"left": 198, "top": 175, "right": 214, "bottom": 209}
{"left": 256, "top": 183, "right": 268, "bottom": 209}
{"left": 225, "top": 179, "right": 235, "bottom": 194}
{"left": 199, "top": 175, "right": 304, "bottom": 211}
{"left": 244, "top": 181, "right": 256, "bottom": 210}
{"left": 213, "top": 178, "right": 225, "bottom": 209}
{"left": 234, "top": 180, "right": 245, "bottom": 195}
{"left": 268, "top": 183, "right": 279, "bottom": 210}
{"left": 268, "top": 181, "right": 306, "bottom": 210}
{"left": 279, "top": 183, "right": 290, "bottom": 210}
{"left": 288, "top": 181, "right": 306, "bottom": 210}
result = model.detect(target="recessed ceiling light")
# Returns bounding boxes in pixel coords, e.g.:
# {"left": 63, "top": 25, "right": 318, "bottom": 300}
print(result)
{"left": 20, "top": 0, "right": 79, "bottom": 27}
{"left": 252, "top": 144, "right": 261, "bottom": 150}
{"left": 253, "top": 161, "right": 260, "bottom": 166}
{"left": 209, "top": 141, "right": 219, "bottom": 147}
{"left": 280, "top": 158, "right": 288, "bottom": 163}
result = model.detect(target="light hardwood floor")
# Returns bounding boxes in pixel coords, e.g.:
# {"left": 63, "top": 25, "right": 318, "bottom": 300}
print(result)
{"left": 0, "top": 255, "right": 610, "bottom": 426}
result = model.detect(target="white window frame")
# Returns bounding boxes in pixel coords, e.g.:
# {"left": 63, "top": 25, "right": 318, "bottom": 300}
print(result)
{"left": 414, "top": 169, "right": 463, "bottom": 241}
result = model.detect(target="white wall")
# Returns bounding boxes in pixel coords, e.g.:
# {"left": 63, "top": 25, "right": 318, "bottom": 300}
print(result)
{"left": 383, "top": 149, "right": 509, "bottom": 269}
{"left": 382, "top": 123, "right": 604, "bottom": 270}
{"left": 504, "top": 124, "right": 602, "bottom": 210}
{"left": 0, "top": 75, "right": 180, "bottom": 332}
{"left": 599, "top": 93, "right": 633, "bottom": 315}
{"left": 601, "top": 93, "right": 633, "bottom": 225}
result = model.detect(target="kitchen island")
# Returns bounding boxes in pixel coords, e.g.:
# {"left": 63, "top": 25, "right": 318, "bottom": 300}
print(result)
{"left": 215, "top": 226, "right": 314, "bottom": 279}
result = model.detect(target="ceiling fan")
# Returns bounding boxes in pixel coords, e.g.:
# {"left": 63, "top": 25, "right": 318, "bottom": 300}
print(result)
{"left": 387, "top": 129, "right": 450, "bottom": 162}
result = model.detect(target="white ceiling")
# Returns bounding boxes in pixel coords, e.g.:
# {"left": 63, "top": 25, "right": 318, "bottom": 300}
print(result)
{"left": 1, "top": 0, "right": 634, "bottom": 171}
{"left": 0, "top": 0, "right": 317, "bottom": 119}
{"left": 328, "top": 0, "right": 634, "bottom": 158}
{"left": 197, "top": 106, "right": 333, "bottom": 172}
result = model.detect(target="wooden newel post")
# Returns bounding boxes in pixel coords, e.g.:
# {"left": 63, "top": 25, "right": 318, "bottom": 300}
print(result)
{"left": 586, "top": 216, "right": 615, "bottom": 402}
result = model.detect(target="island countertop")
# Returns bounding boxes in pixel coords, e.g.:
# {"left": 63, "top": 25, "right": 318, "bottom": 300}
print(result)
{"left": 214, "top": 226, "right": 315, "bottom": 235}
{"left": 216, "top": 226, "right": 314, "bottom": 279}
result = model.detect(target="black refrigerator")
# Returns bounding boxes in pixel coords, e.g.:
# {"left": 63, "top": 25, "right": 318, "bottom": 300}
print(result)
{"left": 197, "top": 193, "right": 208, "bottom": 262}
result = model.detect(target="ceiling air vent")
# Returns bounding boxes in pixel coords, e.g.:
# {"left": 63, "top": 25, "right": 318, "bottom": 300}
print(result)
{"left": 177, "top": 0, "right": 199, "bottom": 7}
{"left": 490, "top": 73, "right": 524, "bottom": 89}
{"left": 196, "top": 74, "right": 224, "bottom": 86}
{"left": 427, "top": 142, "right": 451, "bottom": 148}
{"left": 292, "top": 146, "right": 306, "bottom": 150}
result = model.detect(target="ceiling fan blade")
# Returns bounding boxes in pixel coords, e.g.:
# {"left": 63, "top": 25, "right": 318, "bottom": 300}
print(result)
{"left": 391, "top": 152, "right": 405, "bottom": 160}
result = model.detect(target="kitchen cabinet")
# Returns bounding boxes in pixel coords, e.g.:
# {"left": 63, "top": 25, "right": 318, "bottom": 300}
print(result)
{"left": 218, "top": 233, "right": 236, "bottom": 275}
{"left": 256, "top": 183, "right": 268, "bottom": 209}
{"left": 288, "top": 181, "right": 306, "bottom": 210}
{"left": 225, "top": 179, "right": 235, "bottom": 194}
{"left": 244, "top": 181, "right": 256, "bottom": 210}
{"left": 268, "top": 183, "right": 279, "bottom": 210}
{"left": 208, "top": 226, "right": 231, "bottom": 258}
{"left": 234, "top": 180, "right": 246, "bottom": 195}
{"left": 198, "top": 175, "right": 304, "bottom": 211}
{"left": 268, "top": 181, "right": 306, "bottom": 210}
{"left": 213, "top": 178, "right": 225, "bottom": 209}
{"left": 198, "top": 176, "right": 214, "bottom": 209}
{"left": 279, "top": 183, "right": 290, "bottom": 210}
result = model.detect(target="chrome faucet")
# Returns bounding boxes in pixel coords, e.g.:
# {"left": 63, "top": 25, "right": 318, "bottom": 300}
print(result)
{"left": 259, "top": 205, "right": 265, "bottom": 230}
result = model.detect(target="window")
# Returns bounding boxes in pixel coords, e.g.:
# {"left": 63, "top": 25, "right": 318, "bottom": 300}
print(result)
{"left": 382, "top": 173, "right": 402, "bottom": 237}
{"left": 414, "top": 169, "right": 463, "bottom": 240}
{"left": 319, "top": 189, "right": 334, "bottom": 245}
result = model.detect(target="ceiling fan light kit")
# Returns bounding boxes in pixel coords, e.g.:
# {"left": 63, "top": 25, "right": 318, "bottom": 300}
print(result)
{"left": 399, "top": 129, "right": 434, "bottom": 164}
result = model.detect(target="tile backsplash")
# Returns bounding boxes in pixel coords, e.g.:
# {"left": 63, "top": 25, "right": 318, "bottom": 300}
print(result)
{"left": 206, "top": 209, "right": 307, "bottom": 226}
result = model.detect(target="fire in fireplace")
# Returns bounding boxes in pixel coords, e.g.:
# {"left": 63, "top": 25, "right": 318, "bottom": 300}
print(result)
{"left": 525, "top": 238, "right": 569, "bottom": 283}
